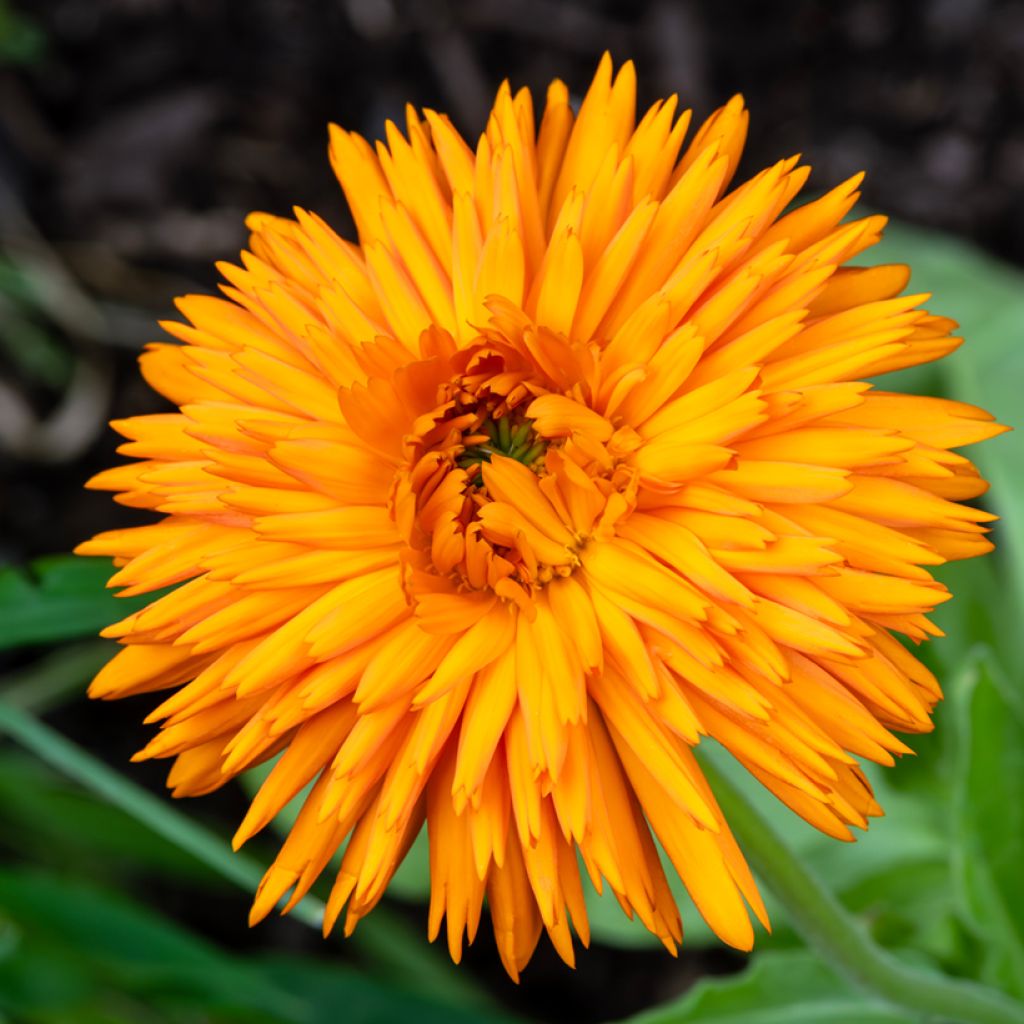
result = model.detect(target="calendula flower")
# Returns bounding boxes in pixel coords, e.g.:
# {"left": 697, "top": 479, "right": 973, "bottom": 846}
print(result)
{"left": 79, "top": 54, "right": 1003, "bottom": 978}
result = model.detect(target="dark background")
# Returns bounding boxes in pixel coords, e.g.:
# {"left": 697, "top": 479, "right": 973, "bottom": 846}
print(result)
{"left": 1, "top": 1, "right": 1022, "bottom": 1019}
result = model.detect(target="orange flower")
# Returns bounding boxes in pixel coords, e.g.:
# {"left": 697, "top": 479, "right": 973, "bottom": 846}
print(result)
{"left": 79, "top": 55, "right": 1004, "bottom": 978}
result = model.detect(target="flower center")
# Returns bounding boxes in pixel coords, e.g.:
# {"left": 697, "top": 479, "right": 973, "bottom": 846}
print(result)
{"left": 455, "top": 413, "right": 547, "bottom": 480}
{"left": 385, "top": 331, "right": 639, "bottom": 615}
{"left": 390, "top": 368, "right": 583, "bottom": 612}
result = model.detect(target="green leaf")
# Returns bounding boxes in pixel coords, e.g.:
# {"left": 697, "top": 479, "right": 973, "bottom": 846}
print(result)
{"left": 923, "top": 556, "right": 1012, "bottom": 683}
{"left": 0, "top": 868, "right": 512, "bottom": 1024}
{"left": 952, "top": 650, "right": 1024, "bottom": 999}
{"left": 0, "top": 557, "right": 158, "bottom": 652}
{"left": 0, "top": 642, "right": 112, "bottom": 716}
{"left": 0, "top": 0, "right": 45, "bottom": 65}
{"left": 615, "top": 950, "right": 914, "bottom": 1023}
{"left": 0, "top": 701, "right": 501, "bottom": 1016}
{"left": 0, "top": 868, "right": 296, "bottom": 1022}
{"left": 0, "top": 698, "right": 277, "bottom": 901}
{"left": 0, "top": 301, "right": 72, "bottom": 389}
{"left": 0, "top": 749, "right": 224, "bottom": 886}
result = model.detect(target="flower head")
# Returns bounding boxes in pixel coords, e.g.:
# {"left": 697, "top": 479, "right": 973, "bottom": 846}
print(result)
{"left": 79, "top": 55, "right": 1004, "bottom": 977}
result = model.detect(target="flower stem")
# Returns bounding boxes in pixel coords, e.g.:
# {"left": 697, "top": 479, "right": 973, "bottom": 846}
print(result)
{"left": 702, "top": 757, "right": 1024, "bottom": 1024}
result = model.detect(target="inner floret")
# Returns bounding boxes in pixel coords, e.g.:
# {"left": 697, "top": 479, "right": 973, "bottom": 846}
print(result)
{"left": 387, "top": 361, "right": 637, "bottom": 614}
{"left": 456, "top": 412, "right": 547, "bottom": 479}
{"left": 399, "top": 386, "right": 576, "bottom": 605}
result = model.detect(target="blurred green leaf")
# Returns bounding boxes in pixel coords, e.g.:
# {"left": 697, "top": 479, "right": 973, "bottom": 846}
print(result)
{"left": 0, "top": 307, "right": 72, "bottom": 389}
{"left": 0, "top": 641, "right": 110, "bottom": 713}
{"left": 0, "top": 867, "right": 509, "bottom": 1024}
{"left": 0, "top": 257, "right": 38, "bottom": 304}
{"left": 0, "top": 0, "right": 45, "bottom": 65}
{"left": 925, "top": 556, "right": 1012, "bottom": 682}
{"left": 952, "top": 650, "right": 1024, "bottom": 999}
{"left": 0, "top": 701, "right": 503, "bottom": 1016}
{"left": 615, "top": 950, "right": 913, "bottom": 1023}
{"left": 0, "top": 749, "right": 224, "bottom": 886}
{"left": 0, "top": 697, "right": 291, "bottom": 910}
{"left": 0, "top": 556, "right": 157, "bottom": 651}
{"left": 0, "top": 259, "right": 75, "bottom": 388}
{"left": 0, "top": 867, "right": 294, "bottom": 1023}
